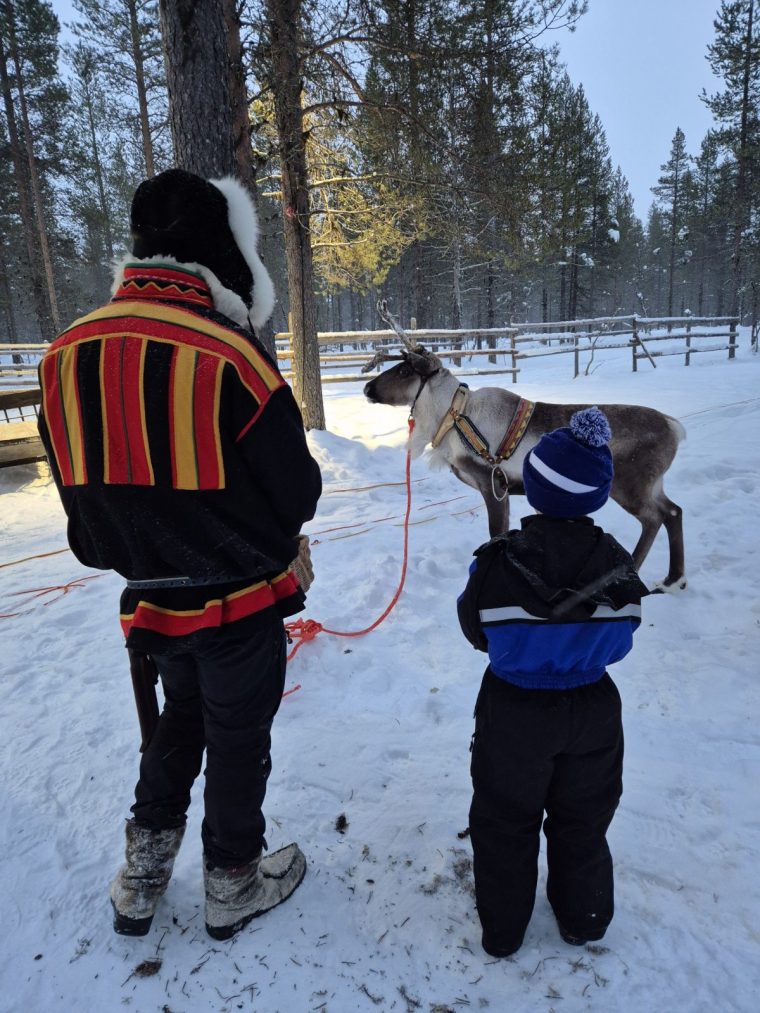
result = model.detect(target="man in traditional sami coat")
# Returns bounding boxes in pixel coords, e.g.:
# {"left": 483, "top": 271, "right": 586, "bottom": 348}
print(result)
{"left": 38, "top": 169, "right": 322, "bottom": 941}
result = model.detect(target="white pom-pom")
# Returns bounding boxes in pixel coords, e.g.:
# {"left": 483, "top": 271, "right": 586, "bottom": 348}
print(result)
{"left": 570, "top": 407, "right": 611, "bottom": 447}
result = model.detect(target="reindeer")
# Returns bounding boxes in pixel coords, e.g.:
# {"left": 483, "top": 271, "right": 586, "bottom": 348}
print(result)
{"left": 363, "top": 306, "right": 686, "bottom": 590}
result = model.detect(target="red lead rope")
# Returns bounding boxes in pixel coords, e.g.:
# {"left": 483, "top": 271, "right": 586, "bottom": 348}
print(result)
{"left": 283, "top": 417, "right": 416, "bottom": 674}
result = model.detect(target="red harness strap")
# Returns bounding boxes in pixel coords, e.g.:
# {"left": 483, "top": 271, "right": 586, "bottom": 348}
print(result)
{"left": 494, "top": 397, "right": 535, "bottom": 463}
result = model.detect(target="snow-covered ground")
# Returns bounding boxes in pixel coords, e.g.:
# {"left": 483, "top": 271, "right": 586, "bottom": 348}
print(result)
{"left": 2, "top": 338, "right": 759, "bottom": 1012}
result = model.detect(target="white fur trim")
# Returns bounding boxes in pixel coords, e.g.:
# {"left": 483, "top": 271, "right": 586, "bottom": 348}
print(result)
{"left": 209, "top": 177, "right": 276, "bottom": 328}
{"left": 110, "top": 253, "right": 251, "bottom": 329}
{"left": 528, "top": 449, "right": 599, "bottom": 494}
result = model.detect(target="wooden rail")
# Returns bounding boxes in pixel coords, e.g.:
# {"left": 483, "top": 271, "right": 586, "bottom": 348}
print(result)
{"left": 0, "top": 387, "right": 45, "bottom": 468}
{"left": 1, "top": 315, "right": 740, "bottom": 397}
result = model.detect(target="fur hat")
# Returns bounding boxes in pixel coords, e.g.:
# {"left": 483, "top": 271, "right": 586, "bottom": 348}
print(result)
{"left": 127, "top": 168, "right": 275, "bottom": 329}
{"left": 522, "top": 407, "right": 614, "bottom": 517}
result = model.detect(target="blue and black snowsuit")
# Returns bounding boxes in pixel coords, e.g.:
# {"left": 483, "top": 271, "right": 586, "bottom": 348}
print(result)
{"left": 457, "top": 513, "right": 648, "bottom": 953}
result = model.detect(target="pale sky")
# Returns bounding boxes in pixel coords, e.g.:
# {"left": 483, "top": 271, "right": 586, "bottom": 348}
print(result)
{"left": 556, "top": 0, "right": 722, "bottom": 218}
{"left": 50, "top": 0, "right": 723, "bottom": 222}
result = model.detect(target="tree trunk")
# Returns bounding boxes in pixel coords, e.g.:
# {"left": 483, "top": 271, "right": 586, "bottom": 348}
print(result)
{"left": 730, "top": 0, "right": 755, "bottom": 319}
{"left": 412, "top": 241, "right": 425, "bottom": 327}
{"left": 396, "top": 263, "right": 405, "bottom": 327}
{"left": 265, "top": 0, "right": 325, "bottom": 430}
{"left": 126, "top": 0, "right": 155, "bottom": 177}
{"left": 83, "top": 74, "right": 114, "bottom": 261}
{"left": 222, "top": 0, "right": 255, "bottom": 190}
{"left": 159, "top": 0, "right": 235, "bottom": 177}
{"left": 569, "top": 247, "right": 579, "bottom": 320}
{"left": 158, "top": 0, "right": 277, "bottom": 358}
{"left": 3, "top": 0, "right": 61, "bottom": 335}
{"left": 221, "top": 0, "right": 276, "bottom": 358}
{"left": 667, "top": 165, "right": 680, "bottom": 324}
{"left": 0, "top": 34, "right": 51, "bottom": 339}
{"left": 486, "top": 259, "right": 496, "bottom": 363}
{"left": 0, "top": 241, "right": 19, "bottom": 346}
{"left": 451, "top": 243, "right": 463, "bottom": 366}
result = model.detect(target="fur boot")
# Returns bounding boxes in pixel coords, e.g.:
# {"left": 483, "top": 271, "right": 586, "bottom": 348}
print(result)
{"left": 110, "top": 820, "right": 185, "bottom": 936}
{"left": 204, "top": 842, "right": 306, "bottom": 940}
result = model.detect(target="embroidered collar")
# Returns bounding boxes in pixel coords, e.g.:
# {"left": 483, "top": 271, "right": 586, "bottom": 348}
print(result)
{"left": 431, "top": 384, "right": 535, "bottom": 466}
{"left": 112, "top": 262, "right": 214, "bottom": 310}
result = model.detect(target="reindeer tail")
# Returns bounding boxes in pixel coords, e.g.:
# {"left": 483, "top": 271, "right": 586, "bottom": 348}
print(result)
{"left": 665, "top": 414, "right": 687, "bottom": 443}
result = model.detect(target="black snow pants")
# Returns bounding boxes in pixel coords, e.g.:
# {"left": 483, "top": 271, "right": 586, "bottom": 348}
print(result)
{"left": 130, "top": 619, "right": 287, "bottom": 868}
{"left": 469, "top": 668, "right": 623, "bottom": 952}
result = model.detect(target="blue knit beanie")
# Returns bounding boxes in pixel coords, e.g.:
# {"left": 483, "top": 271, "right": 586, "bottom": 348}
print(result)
{"left": 522, "top": 407, "right": 614, "bottom": 517}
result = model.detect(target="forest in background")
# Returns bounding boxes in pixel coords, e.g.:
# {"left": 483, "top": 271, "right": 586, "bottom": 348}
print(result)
{"left": 1, "top": 0, "right": 758, "bottom": 346}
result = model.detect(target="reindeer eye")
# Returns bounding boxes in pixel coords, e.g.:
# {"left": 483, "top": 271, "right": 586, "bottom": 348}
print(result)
{"left": 398, "top": 363, "right": 412, "bottom": 377}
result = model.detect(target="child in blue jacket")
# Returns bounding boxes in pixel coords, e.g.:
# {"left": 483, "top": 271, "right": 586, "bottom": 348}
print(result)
{"left": 457, "top": 407, "right": 648, "bottom": 957}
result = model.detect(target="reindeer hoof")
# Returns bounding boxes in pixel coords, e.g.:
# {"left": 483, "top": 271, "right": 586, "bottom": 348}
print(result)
{"left": 651, "top": 576, "right": 688, "bottom": 594}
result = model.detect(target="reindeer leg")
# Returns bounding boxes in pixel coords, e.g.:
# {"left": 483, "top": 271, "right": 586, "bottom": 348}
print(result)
{"left": 629, "top": 497, "right": 686, "bottom": 591}
{"left": 451, "top": 461, "right": 509, "bottom": 536}
{"left": 660, "top": 497, "right": 686, "bottom": 590}
{"left": 483, "top": 490, "right": 508, "bottom": 536}
{"left": 481, "top": 470, "right": 509, "bottom": 537}
{"left": 630, "top": 511, "right": 663, "bottom": 572}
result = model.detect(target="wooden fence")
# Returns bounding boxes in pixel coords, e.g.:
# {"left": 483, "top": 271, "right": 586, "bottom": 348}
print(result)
{"left": 275, "top": 313, "right": 739, "bottom": 383}
{"left": 0, "top": 387, "right": 45, "bottom": 467}
{"left": 0, "top": 314, "right": 739, "bottom": 390}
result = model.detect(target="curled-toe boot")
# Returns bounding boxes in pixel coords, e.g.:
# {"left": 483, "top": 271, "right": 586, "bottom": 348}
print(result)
{"left": 110, "top": 820, "right": 185, "bottom": 936}
{"left": 204, "top": 842, "right": 306, "bottom": 940}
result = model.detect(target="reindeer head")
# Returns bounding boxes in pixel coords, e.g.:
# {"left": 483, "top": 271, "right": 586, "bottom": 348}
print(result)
{"left": 364, "top": 348, "right": 442, "bottom": 406}
{"left": 363, "top": 299, "right": 444, "bottom": 406}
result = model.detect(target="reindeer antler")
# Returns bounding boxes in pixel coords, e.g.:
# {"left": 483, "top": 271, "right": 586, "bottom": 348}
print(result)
{"left": 376, "top": 300, "right": 423, "bottom": 352}
{"left": 360, "top": 349, "right": 405, "bottom": 374}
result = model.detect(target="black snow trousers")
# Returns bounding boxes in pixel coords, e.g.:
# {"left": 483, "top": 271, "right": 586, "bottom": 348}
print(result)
{"left": 130, "top": 619, "right": 287, "bottom": 868}
{"left": 469, "top": 668, "right": 623, "bottom": 953}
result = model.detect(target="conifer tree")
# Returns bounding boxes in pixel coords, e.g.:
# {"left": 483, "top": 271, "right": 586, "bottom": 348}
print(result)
{"left": 687, "top": 132, "right": 721, "bottom": 315}
{"left": 71, "top": 0, "right": 168, "bottom": 178}
{"left": 1, "top": 0, "right": 68, "bottom": 337}
{"left": 703, "top": 0, "right": 759, "bottom": 318}
{"left": 652, "top": 127, "right": 691, "bottom": 319}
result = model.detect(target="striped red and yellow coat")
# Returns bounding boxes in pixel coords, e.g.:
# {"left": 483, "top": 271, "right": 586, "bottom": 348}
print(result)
{"left": 38, "top": 263, "right": 322, "bottom": 646}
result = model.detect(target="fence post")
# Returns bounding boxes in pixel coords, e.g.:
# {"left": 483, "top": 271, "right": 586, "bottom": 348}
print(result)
{"left": 573, "top": 332, "right": 579, "bottom": 378}
{"left": 287, "top": 312, "right": 294, "bottom": 367}
{"left": 631, "top": 316, "right": 638, "bottom": 372}
{"left": 510, "top": 332, "right": 517, "bottom": 382}
{"left": 685, "top": 317, "right": 691, "bottom": 366}
{"left": 728, "top": 318, "right": 737, "bottom": 360}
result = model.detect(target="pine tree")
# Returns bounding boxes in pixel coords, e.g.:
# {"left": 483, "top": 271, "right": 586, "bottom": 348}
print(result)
{"left": 686, "top": 132, "right": 720, "bottom": 314}
{"left": 66, "top": 44, "right": 115, "bottom": 265}
{"left": 71, "top": 0, "right": 168, "bottom": 178}
{"left": 652, "top": 127, "right": 691, "bottom": 319}
{"left": 703, "top": 0, "right": 760, "bottom": 318}
{"left": 0, "top": 0, "right": 69, "bottom": 337}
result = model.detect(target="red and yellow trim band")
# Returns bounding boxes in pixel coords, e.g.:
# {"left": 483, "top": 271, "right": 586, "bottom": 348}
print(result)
{"left": 119, "top": 571, "right": 300, "bottom": 638}
{"left": 52, "top": 301, "right": 283, "bottom": 405}
{"left": 40, "top": 345, "right": 88, "bottom": 486}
